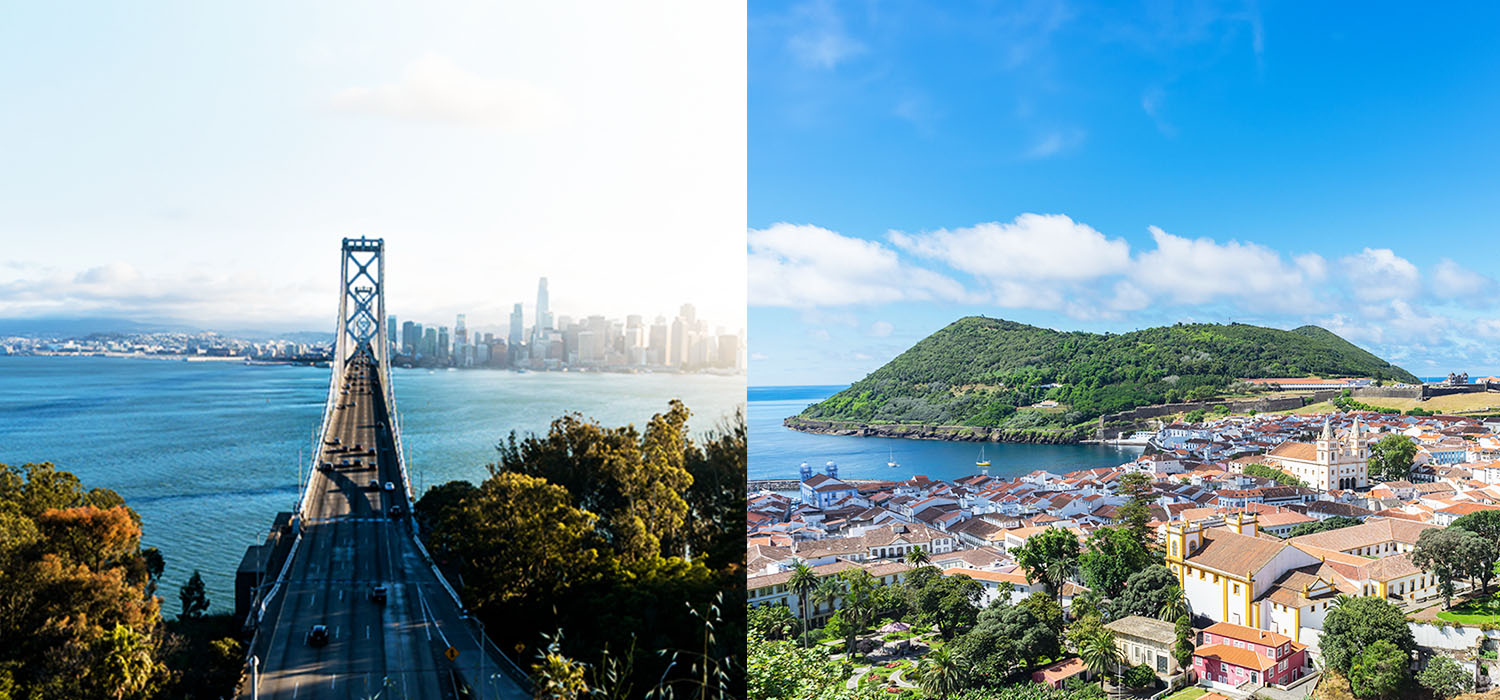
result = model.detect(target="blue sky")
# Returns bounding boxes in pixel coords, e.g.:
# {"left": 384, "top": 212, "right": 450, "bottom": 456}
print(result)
{"left": 0, "top": 2, "right": 744, "bottom": 334}
{"left": 749, "top": 0, "right": 1500, "bottom": 385}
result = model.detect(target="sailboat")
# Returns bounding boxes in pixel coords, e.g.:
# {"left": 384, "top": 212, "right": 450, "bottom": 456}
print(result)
{"left": 887, "top": 448, "right": 899, "bottom": 469}
{"left": 976, "top": 444, "right": 991, "bottom": 468}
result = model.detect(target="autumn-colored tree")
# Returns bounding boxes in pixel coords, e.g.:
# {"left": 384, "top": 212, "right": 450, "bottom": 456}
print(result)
{"left": 0, "top": 462, "right": 166, "bottom": 700}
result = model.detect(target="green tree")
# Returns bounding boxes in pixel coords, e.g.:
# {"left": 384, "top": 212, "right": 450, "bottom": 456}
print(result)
{"left": 1321, "top": 596, "right": 1416, "bottom": 675}
{"left": 1123, "top": 663, "right": 1155, "bottom": 688}
{"left": 1411, "top": 527, "right": 1491, "bottom": 608}
{"left": 1015, "top": 527, "right": 1080, "bottom": 597}
{"left": 914, "top": 645, "right": 967, "bottom": 697}
{"left": 1367, "top": 434, "right": 1417, "bottom": 482}
{"left": 748, "top": 605, "right": 800, "bottom": 641}
{"left": 1078, "top": 526, "right": 1154, "bottom": 598}
{"left": 1020, "top": 591, "right": 1064, "bottom": 635}
{"left": 1451, "top": 510, "right": 1500, "bottom": 595}
{"left": 787, "top": 562, "right": 818, "bottom": 647}
{"left": 904, "top": 545, "right": 930, "bottom": 566}
{"left": 178, "top": 570, "right": 209, "bottom": 621}
{"left": 952, "top": 602, "right": 1059, "bottom": 678}
{"left": 1077, "top": 623, "right": 1122, "bottom": 691}
{"left": 1158, "top": 586, "right": 1188, "bottom": 621}
{"left": 95, "top": 624, "right": 158, "bottom": 700}
{"left": 1112, "top": 565, "right": 1180, "bottom": 621}
{"left": 832, "top": 570, "right": 878, "bottom": 661}
{"left": 1286, "top": 515, "right": 1363, "bottom": 539}
{"left": 1242, "top": 463, "right": 1308, "bottom": 488}
{"left": 1172, "top": 615, "right": 1194, "bottom": 669}
{"left": 1114, "top": 472, "right": 1154, "bottom": 544}
{"left": 1348, "top": 639, "right": 1409, "bottom": 699}
{"left": 912, "top": 572, "right": 983, "bottom": 640}
{"left": 0, "top": 463, "right": 166, "bottom": 700}
{"left": 1416, "top": 654, "right": 1472, "bottom": 700}
{"left": 747, "top": 634, "right": 863, "bottom": 700}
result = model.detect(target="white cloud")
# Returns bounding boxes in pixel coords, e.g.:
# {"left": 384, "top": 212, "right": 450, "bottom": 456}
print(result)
{"left": 0, "top": 262, "right": 327, "bottom": 327}
{"left": 1130, "top": 227, "right": 1322, "bottom": 310}
{"left": 748, "top": 223, "right": 968, "bottom": 307}
{"left": 869, "top": 320, "right": 894, "bottom": 337}
{"left": 890, "top": 214, "right": 1130, "bottom": 282}
{"left": 1430, "top": 258, "right": 1493, "bottom": 298}
{"left": 785, "top": 0, "right": 864, "bottom": 69}
{"left": 1343, "top": 248, "right": 1420, "bottom": 302}
{"left": 750, "top": 352, "right": 769, "bottom": 361}
{"left": 1024, "top": 129, "right": 1086, "bottom": 158}
{"left": 330, "top": 54, "right": 566, "bottom": 130}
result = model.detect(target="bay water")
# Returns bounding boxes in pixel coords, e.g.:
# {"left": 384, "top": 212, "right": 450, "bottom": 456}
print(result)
{"left": 0, "top": 356, "right": 744, "bottom": 612}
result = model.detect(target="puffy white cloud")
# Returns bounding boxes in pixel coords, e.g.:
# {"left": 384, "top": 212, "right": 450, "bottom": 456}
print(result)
{"left": 1343, "top": 248, "right": 1420, "bottom": 302}
{"left": 869, "top": 320, "right": 894, "bottom": 337}
{"left": 890, "top": 214, "right": 1130, "bottom": 282}
{"left": 1430, "top": 258, "right": 1493, "bottom": 298}
{"left": 330, "top": 54, "right": 566, "bottom": 130}
{"left": 1129, "top": 227, "right": 1321, "bottom": 310}
{"left": 749, "top": 223, "right": 968, "bottom": 307}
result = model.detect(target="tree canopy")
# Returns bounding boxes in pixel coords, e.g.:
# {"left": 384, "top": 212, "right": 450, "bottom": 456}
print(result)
{"left": 799, "top": 317, "right": 1415, "bottom": 430}
{"left": 417, "top": 401, "right": 744, "bottom": 694}
{"left": 1368, "top": 434, "right": 1417, "bottom": 482}
{"left": 1015, "top": 527, "right": 1079, "bottom": 597}
{"left": 1079, "top": 527, "right": 1155, "bottom": 598}
{"left": 1320, "top": 596, "right": 1416, "bottom": 675}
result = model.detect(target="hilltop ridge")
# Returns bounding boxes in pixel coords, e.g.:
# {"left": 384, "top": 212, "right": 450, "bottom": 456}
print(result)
{"left": 792, "top": 317, "right": 1416, "bottom": 437}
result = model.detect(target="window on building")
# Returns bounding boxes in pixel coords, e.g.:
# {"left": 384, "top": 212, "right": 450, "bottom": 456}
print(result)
{"left": 1233, "top": 583, "right": 1240, "bottom": 595}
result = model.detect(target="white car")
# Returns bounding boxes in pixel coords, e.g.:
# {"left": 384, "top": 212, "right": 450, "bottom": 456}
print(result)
{"left": 383, "top": 482, "right": 395, "bottom": 491}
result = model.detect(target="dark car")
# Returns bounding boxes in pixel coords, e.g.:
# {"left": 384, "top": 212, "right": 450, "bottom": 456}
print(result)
{"left": 307, "top": 625, "right": 329, "bottom": 647}
{"left": 369, "top": 585, "right": 388, "bottom": 604}
{"left": 369, "top": 480, "right": 380, "bottom": 491}
{"left": 389, "top": 505, "right": 403, "bottom": 518}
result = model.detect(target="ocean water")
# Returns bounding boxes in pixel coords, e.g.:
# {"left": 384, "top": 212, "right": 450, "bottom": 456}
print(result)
{"left": 748, "top": 385, "right": 1143, "bottom": 484}
{"left": 0, "top": 356, "right": 744, "bottom": 612}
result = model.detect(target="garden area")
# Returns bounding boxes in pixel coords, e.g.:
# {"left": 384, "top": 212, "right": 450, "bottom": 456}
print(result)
{"left": 1435, "top": 592, "right": 1500, "bottom": 626}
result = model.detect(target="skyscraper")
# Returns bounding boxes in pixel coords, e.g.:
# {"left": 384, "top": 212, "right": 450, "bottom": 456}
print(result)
{"left": 401, "top": 321, "right": 416, "bottom": 355}
{"left": 536, "top": 277, "right": 552, "bottom": 333}
{"left": 508, "top": 303, "right": 524, "bottom": 349}
{"left": 455, "top": 313, "right": 467, "bottom": 349}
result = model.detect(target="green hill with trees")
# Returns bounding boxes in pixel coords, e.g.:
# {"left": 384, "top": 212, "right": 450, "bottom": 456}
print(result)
{"left": 795, "top": 317, "right": 1416, "bottom": 435}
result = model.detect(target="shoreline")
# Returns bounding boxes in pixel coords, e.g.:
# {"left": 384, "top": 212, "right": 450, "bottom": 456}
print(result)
{"left": 783, "top": 415, "right": 1087, "bottom": 444}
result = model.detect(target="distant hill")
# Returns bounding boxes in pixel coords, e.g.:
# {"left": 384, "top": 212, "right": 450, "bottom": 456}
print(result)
{"left": 796, "top": 317, "right": 1417, "bottom": 431}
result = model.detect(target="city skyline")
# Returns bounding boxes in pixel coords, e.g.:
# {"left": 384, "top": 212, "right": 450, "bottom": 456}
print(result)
{"left": 390, "top": 277, "right": 744, "bottom": 371}
{"left": 0, "top": 2, "right": 745, "bottom": 333}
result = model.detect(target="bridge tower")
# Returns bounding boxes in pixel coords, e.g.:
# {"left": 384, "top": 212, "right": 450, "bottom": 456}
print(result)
{"left": 334, "top": 237, "right": 388, "bottom": 374}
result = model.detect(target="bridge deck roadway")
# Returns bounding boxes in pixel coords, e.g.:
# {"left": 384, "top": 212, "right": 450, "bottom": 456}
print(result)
{"left": 244, "top": 357, "right": 527, "bottom": 700}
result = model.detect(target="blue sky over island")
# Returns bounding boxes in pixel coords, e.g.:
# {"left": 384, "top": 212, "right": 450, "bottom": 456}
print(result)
{"left": 0, "top": 2, "right": 745, "bottom": 334}
{"left": 750, "top": 1, "right": 1500, "bottom": 385}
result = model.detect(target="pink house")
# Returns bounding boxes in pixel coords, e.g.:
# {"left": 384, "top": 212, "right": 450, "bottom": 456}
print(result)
{"left": 1192, "top": 622, "right": 1308, "bottom": 689}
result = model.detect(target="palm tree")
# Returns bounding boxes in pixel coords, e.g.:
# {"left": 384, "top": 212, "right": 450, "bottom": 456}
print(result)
{"left": 812, "top": 577, "right": 842, "bottom": 623}
{"left": 905, "top": 545, "right": 930, "bottom": 566}
{"left": 787, "top": 562, "right": 817, "bottom": 647}
{"left": 838, "top": 570, "right": 880, "bottom": 660}
{"left": 98, "top": 624, "right": 157, "bottom": 700}
{"left": 1078, "top": 627, "right": 1123, "bottom": 692}
{"left": 1157, "top": 585, "right": 1189, "bottom": 621}
{"left": 915, "top": 645, "right": 967, "bottom": 697}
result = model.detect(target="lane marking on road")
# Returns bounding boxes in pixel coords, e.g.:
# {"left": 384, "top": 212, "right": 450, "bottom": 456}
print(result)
{"left": 366, "top": 625, "right": 370, "bottom": 639}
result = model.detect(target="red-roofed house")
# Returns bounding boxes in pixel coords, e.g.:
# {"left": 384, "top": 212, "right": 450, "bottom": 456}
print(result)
{"left": 1193, "top": 622, "right": 1309, "bottom": 689}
